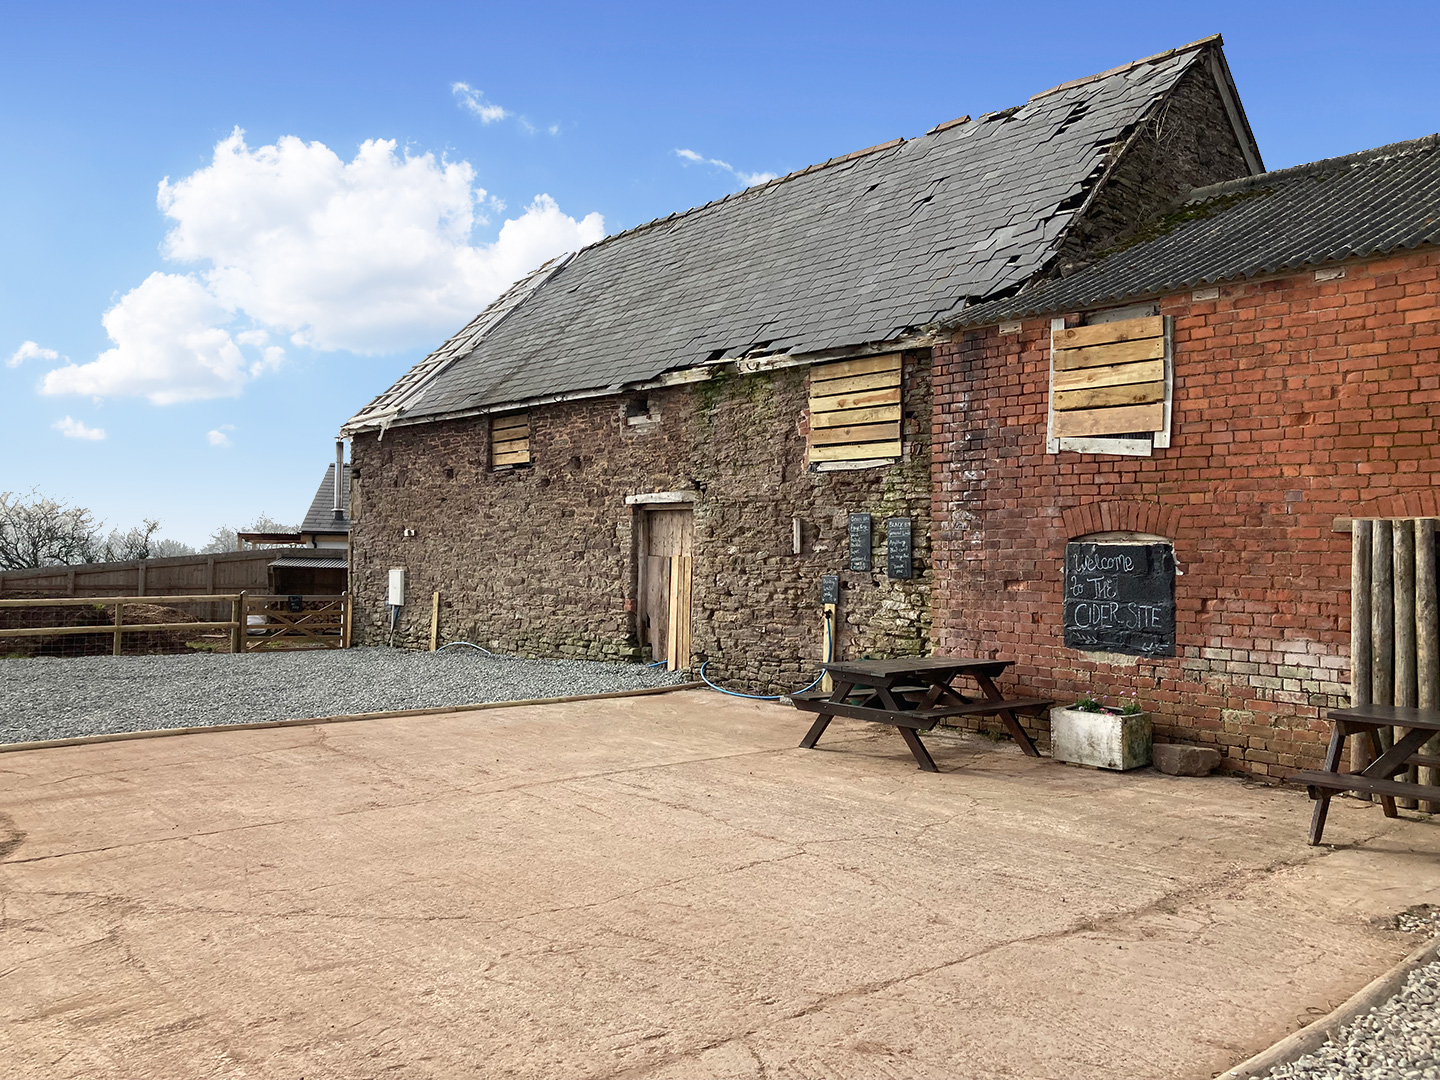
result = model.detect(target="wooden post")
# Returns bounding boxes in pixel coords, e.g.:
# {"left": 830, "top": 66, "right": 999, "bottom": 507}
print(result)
{"left": 231, "top": 593, "right": 243, "bottom": 654}
{"left": 343, "top": 590, "right": 353, "bottom": 649}
{"left": 67, "top": 568, "right": 77, "bottom": 596}
{"left": 666, "top": 554, "right": 681, "bottom": 671}
{"left": 1372, "top": 521, "right": 1395, "bottom": 754}
{"left": 1395, "top": 520, "right": 1419, "bottom": 806}
{"left": 1351, "top": 520, "right": 1373, "bottom": 776}
{"left": 137, "top": 560, "right": 146, "bottom": 597}
{"left": 1417, "top": 519, "right": 1440, "bottom": 811}
{"left": 429, "top": 591, "right": 441, "bottom": 651}
{"left": 238, "top": 591, "right": 248, "bottom": 654}
{"left": 112, "top": 601, "right": 124, "bottom": 657}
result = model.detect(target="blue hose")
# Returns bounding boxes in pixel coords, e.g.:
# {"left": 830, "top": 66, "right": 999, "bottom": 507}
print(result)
{"left": 698, "top": 660, "right": 825, "bottom": 701}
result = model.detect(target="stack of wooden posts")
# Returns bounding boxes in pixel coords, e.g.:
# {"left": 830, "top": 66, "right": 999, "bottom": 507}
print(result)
{"left": 1350, "top": 519, "right": 1440, "bottom": 811}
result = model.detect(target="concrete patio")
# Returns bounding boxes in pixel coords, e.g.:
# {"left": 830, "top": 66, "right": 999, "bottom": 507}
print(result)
{"left": 2, "top": 688, "right": 1438, "bottom": 1079}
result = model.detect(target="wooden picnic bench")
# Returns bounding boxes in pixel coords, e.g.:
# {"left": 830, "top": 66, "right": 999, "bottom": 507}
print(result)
{"left": 791, "top": 656, "right": 1053, "bottom": 772}
{"left": 1288, "top": 704, "right": 1440, "bottom": 845}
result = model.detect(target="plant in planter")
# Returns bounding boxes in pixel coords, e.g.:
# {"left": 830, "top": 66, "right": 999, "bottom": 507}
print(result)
{"left": 1050, "top": 695, "right": 1152, "bottom": 771}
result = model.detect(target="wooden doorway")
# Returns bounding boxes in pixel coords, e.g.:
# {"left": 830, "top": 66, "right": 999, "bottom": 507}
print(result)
{"left": 637, "top": 508, "right": 693, "bottom": 670}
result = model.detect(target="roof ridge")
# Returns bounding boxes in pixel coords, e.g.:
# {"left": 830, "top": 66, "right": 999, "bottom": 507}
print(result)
{"left": 1183, "top": 133, "right": 1440, "bottom": 203}
{"left": 1026, "top": 33, "right": 1221, "bottom": 103}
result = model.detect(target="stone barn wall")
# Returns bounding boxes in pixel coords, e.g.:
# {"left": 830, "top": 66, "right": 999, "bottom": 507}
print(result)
{"left": 350, "top": 351, "right": 933, "bottom": 693}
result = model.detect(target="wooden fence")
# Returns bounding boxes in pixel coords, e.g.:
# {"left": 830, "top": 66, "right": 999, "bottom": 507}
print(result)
{"left": 0, "top": 549, "right": 279, "bottom": 600}
{"left": 0, "top": 592, "right": 351, "bottom": 656}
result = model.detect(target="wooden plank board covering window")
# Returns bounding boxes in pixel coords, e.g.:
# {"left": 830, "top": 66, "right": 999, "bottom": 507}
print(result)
{"left": 1050, "top": 316, "right": 1168, "bottom": 439}
{"left": 491, "top": 413, "right": 530, "bottom": 467}
{"left": 807, "top": 354, "right": 902, "bottom": 466}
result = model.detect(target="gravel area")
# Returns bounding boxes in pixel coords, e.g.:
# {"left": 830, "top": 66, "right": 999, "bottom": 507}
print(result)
{"left": 1268, "top": 912, "right": 1440, "bottom": 1080}
{"left": 0, "top": 648, "right": 685, "bottom": 744}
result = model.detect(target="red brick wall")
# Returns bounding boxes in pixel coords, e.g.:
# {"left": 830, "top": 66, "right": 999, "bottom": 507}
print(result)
{"left": 931, "top": 249, "right": 1440, "bottom": 777}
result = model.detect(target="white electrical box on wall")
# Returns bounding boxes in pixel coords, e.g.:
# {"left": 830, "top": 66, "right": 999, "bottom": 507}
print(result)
{"left": 387, "top": 568, "right": 406, "bottom": 607}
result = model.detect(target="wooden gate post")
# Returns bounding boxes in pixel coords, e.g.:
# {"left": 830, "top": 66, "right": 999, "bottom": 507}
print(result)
{"left": 430, "top": 591, "right": 440, "bottom": 651}
{"left": 238, "top": 591, "right": 248, "bottom": 654}
{"left": 112, "top": 601, "right": 124, "bottom": 657}
{"left": 231, "top": 592, "right": 245, "bottom": 653}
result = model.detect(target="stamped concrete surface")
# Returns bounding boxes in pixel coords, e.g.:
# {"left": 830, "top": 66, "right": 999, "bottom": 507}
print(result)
{"left": 2, "top": 689, "right": 1439, "bottom": 1080}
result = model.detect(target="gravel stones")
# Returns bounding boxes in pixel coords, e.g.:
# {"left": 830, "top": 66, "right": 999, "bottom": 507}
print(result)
{"left": 0, "top": 648, "right": 685, "bottom": 745}
{"left": 1266, "top": 937, "right": 1440, "bottom": 1080}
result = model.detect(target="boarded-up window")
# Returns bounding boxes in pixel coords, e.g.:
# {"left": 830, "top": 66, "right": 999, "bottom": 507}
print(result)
{"left": 490, "top": 413, "right": 531, "bottom": 468}
{"left": 807, "top": 353, "right": 903, "bottom": 468}
{"left": 1048, "top": 314, "right": 1172, "bottom": 456}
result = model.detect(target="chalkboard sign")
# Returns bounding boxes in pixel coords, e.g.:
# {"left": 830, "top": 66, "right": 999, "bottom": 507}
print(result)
{"left": 848, "top": 514, "right": 872, "bottom": 572}
{"left": 1063, "top": 543, "right": 1175, "bottom": 657}
{"left": 886, "top": 517, "right": 913, "bottom": 580}
{"left": 820, "top": 574, "right": 839, "bottom": 604}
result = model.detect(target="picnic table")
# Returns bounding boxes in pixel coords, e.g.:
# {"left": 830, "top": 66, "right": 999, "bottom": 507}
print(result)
{"left": 791, "top": 656, "right": 1053, "bottom": 772}
{"left": 1289, "top": 704, "right": 1440, "bottom": 845}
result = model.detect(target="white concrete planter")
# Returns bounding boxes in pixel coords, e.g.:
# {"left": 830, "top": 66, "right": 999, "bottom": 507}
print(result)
{"left": 1050, "top": 707, "right": 1152, "bottom": 771}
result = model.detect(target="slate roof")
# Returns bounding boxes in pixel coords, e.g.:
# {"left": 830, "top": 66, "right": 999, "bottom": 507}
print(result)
{"left": 952, "top": 134, "right": 1440, "bottom": 326}
{"left": 300, "top": 463, "right": 351, "bottom": 535}
{"left": 345, "top": 36, "right": 1255, "bottom": 433}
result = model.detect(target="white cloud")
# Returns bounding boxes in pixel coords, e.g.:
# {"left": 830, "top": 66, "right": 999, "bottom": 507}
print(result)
{"left": 41, "top": 272, "right": 280, "bottom": 404}
{"left": 38, "top": 129, "right": 605, "bottom": 405}
{"left": 157, "top": 129, "right": 605, "bottom": 354}
{"left": 8, "top": 340, "right": 60, "bottom": 368}
{"left": 451, "top": 82, "right": 509, "bottom": 124}
{"left": 53, "top": 416, "right": 106, "bottom": 440}
{"left": 207, "top": 424, "right": 235, "bottom": 447}
{"left": 674, "top": 147, "right": 778, "bottom": 188}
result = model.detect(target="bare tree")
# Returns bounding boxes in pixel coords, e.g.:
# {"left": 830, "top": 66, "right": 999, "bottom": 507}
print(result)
{"left": 0, "top": 489, "right": 103, "bottom": 569}
{"left": 201, "top": 514, "right": 297, "bottom": 554}
{"left": 100, "top": 519, "right": 162, "bottom": 562}
{"left": 0, "top": 490, "right": 197, "bottom": 569}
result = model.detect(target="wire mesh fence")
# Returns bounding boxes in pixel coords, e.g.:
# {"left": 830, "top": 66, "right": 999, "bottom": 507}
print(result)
{"left": 0, "top": 593, "right": 349, "bottom": 658}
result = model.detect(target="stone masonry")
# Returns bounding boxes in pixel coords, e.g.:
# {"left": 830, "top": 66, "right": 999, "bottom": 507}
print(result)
{"left": 931, "top": 250, "right": 1440, "bottom": 777}
{"left": 350, "top": 352, "right": 933, "bottom": 694}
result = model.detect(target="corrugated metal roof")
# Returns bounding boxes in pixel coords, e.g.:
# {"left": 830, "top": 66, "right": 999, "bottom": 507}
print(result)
{"left": 269, "top": 556, "right": 348, "bottom": 569}
{"left": 344, "top": 38, "right": 1247, "bottom": 432}
{"left": 951, "top": 134, "right": 1440, "bottom": 326}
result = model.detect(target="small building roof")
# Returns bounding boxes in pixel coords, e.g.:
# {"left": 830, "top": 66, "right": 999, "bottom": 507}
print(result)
{"left": 344, "top": 37, "right": 1257, "bottom": 434}
{"left": 951, "top": 134, "right": 1440, "bottom": 326}
{"left": 300, "top": 463, "right": 351, "bottom": 535}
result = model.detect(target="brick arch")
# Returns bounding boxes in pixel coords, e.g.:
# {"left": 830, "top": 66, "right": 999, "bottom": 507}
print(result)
{"left": 1060, "top": 499, "right": 1185, "bottom": 542}
{"left": 1348, "top": 489, "right": 1440, "bottom": 521}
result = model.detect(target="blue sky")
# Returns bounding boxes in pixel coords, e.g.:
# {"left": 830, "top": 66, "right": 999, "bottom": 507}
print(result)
{"left": 2, "top": 1, "right": 1438, "bottom": 548}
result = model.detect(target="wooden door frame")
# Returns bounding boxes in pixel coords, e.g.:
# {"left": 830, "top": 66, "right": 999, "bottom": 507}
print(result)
{"left": 634, "top": 505, "right": 694, "bottom": 670}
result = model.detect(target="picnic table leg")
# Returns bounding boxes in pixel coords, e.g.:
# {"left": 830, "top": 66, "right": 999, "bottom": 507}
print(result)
{"left": 1309, "top": 722, "right": 1349, "bottom": 846}
{"left": 1365, "top": 728, "right": 1400, "bottom": 818}
{"left": 897, "top": 726, "right": 939, "bottom": 773}
{"left": 799, "top": 713, "right": 833, "bottom": 750}
{"left": 972, "top": 672, "right": 1040, "bottom": 757}
{"left": 799, "top": 679, "right": 855, "bottom": 750}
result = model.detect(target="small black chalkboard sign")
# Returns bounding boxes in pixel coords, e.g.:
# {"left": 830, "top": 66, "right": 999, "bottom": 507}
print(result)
{"left": 288, "top": 595, "right": 304, "bottom": 612}
{"left": 848, "top": 513, "right": 872, "bottom": 571}
{"left": 1063, "top": 542, "right": 1175, "bottom": 657}
{"left": 820, "top": 574, "right": 839, "bottom": 605}
{"left": 886, "top": 517, "right": 913, "bottom": 580}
